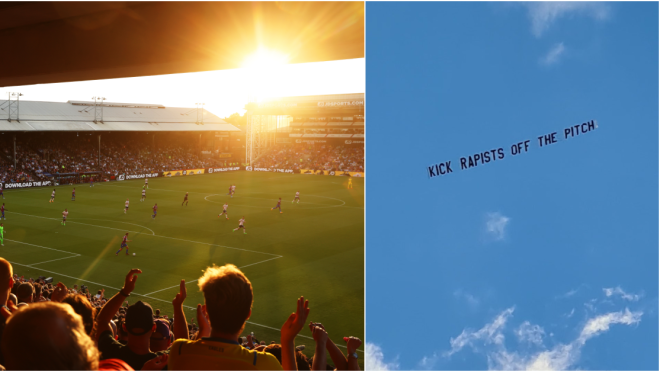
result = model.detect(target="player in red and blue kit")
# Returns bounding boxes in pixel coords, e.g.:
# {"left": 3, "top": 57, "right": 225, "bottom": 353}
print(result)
{"left": 71, "top": 188, "right": 76, "bottom": 201}
{"left": 0, "top": 184, "right": 4, "bottom": 200}
{"left": 115, "top": 233, "right": 132, "bottom": 255}
{"left": 271, "top": 198, "right": 283, "bottom": 214}
{"left": 89, "top": 177, "right": 94, "bottom": 187}
{"left": 152, "top": 203, "right": 158, "bottom": 219}
{"left": 1, "top": 204, "right": 7, "bottom": 220}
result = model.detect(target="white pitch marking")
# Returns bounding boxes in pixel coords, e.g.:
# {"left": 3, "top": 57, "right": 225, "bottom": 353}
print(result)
{"left": 75, "top": 218, "right": 155, "bottom": 235}
{"left": 5, "top": 239, "right": 79, "bottom": 255}
{"left": 29, "top": 255, "right": 80, "bottom": 266}
{"left": 105, "top": 183, "right": 362, "bottom": 209}
{"left": 11, "top": 212, "right": 152, "bottom": 236}
{"left": 12, "top": 212, "right": 281, "bottom": 257}
{"left": 143, "top": 256, "right": 283, "bottom": 296}
{"left": 144, "top": 279, "right": 200, "bottom": 296}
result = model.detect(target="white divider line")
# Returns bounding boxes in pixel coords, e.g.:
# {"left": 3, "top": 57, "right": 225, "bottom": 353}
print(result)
{"left": 11, "top": 212, "right": 282, "bottom": 257}
{"left": 7, "top": 261, "right": 361, "bottom": 352}
{"left": 11, "top": 212, "right": 152, "bottom": 236}
{"left": 105, "top": 183, "right": 363, "bottom": 209}
{"left": 144, "top": 279, "right": 199, "bottom": 296}
{"left": 146, "top": 257, "right": 282, "bottom": 296}
{"left": 5, "top": 239, "right": 79, "bottom": 255}
{"left": 236, "top": 256, "right": 283, "bottom": 270}
{"left": 143, "top": 256, "right": 283, "bottom": 296}
{"left": 30, "top": 255, "right": 80, "bottom": 265}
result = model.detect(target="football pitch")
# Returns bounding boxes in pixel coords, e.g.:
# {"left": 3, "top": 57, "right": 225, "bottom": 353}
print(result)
{"left": 0, "top": 171, "right": 364, "bottom": 356}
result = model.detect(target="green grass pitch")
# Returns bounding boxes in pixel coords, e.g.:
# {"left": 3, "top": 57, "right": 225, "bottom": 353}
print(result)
{"left": 0, "top": 171, "right": 364, "bottom": 358}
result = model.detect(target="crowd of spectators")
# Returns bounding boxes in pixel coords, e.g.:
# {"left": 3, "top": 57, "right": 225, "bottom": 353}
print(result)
{"left": 0, "top": 134, "right": 364, "bottom": 185}
{"left": 254, "top": 144, "right": 364, "bottom": 173}
{"left": 0, "top": 260, "right": 362, "bottom": 370}
{"left": 0, "top": 136, "right": 230, "bottom": 185}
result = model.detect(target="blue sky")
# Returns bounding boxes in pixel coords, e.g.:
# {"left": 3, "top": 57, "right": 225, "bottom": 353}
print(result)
{"left": 366, "top": 2, "right": 658, "bottom": 370}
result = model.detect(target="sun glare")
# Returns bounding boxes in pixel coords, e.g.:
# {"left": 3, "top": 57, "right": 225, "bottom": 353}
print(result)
{"left": 242, "top": 47, "right": 289, "bottom": 70}
{"left": 241, "top": 47, "right": 291, "bottom": 100}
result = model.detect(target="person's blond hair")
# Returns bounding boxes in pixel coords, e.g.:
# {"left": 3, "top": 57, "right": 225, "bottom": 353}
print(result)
{"left": 1, "top": 302, "right": 99, "bottom": 370}
{"left": 198, "top": 264, "right": 253, "bottom": 334}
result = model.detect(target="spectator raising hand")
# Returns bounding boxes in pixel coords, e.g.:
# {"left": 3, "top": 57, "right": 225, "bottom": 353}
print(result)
{"left": 195, "top": 304, "right": 211, "bottom": 339}
{"left": 345, "top": 336, "right": 362, "bottom": 371}
{"left": 281, "top": 296, "right": 310, "bottom": 371}
{"left": 94, "top": 269, "right": 166, "bottom": 371}
{"left": 171, "top": 279, "right": 188, "bottom": 341}
{"left": 50, "top": 282, "right": 68, "bottom": 302}
{"left": 311, "top": 324, "right": 328, "bottom": 371}
{"left": 167, "top": 264, "right": 282, "bottom": 370}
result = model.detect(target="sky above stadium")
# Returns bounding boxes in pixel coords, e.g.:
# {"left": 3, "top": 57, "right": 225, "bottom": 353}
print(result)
{"left": 366, "top": 2, "right": 657, "bottom": 371}
{"left": 0, "top": 58, "right": 364, "bottom": 119}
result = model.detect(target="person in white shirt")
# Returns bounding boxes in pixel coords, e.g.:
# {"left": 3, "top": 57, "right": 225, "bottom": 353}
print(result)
{"left": 218, "top": 203, "right": 229, "bottom": 220}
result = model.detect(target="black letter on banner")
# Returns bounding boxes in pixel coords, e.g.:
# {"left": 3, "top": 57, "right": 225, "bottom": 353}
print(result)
{"left": 460, "top": 157, "right": 467, "bottom": 170}
{"left": 428, "top": 165, "right": 436, "bottom": 178}
{"left": 483, "top": 151, "right": 491, "bottom": 163}
{"left": 511, "top": 144, "right": 519, "bottom": 155}
{"left": 550, "top": 132, "right": 557, "bottom": 144}
{"left": 587, "top": 120, "right": 595, "bottom": 131}
{"left": 497, "top": 148, "right": 505, "bottom": 159}
{"left": 473, "top": 153, "right": 481, "bottom": 165}
{"left": 564, "top": 128, "right": 571, "bottom": 139}
{"left": 445, "top": 161, "right": 453, "bottom": 173}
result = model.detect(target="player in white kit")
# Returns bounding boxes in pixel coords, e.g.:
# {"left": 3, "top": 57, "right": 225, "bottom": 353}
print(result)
{"left": 62, "top": 209, "right": 69, "bottom": 226}
{"left": 141, "top": 188, "right": 146, "bottom": 202}
{"left": 49, "top": 189, "right": 56, "bottom": 203}
{"left": 218, "top": 203, "right": 229, "bottom": 219}
{"left": 124, "top": 199, "right": 130, "bottom": 214}
{"left": 232, "top": 216, "right": 246, "bottom": 234}
{"left": 292, "top": 191, "right": 300, "bottom": 204}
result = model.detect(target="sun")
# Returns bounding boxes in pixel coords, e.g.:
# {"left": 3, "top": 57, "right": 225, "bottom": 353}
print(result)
{"left": 242, "top": 47, "right": 289, "bottom": 70}
{"left": 241, "top": 47, "right": 290, "bottom": 100}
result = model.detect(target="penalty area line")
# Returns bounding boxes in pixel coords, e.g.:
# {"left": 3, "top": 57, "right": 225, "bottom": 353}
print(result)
{"left": 29, "top": 255, "right": 81, "bottom": 266}
{"left": 12, "top": 212, "right": 281, "bottom": 257}
{"left": 143, "top": 256, "right": 284, "bottom": 296}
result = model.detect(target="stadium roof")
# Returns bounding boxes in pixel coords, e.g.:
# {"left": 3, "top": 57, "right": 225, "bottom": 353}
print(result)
{"left": 0, "top": 2, "right": 364, "bottom": 87}
{"left": 0, "top": 100, "right": 239, "bottom": 132}
{"left": 250, "top": 93, "right": 364, "bottom": 115}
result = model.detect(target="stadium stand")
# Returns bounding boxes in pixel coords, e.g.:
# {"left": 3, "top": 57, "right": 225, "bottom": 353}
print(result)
{"left": 254, "top": 143, "right": 364, "bottom": 173}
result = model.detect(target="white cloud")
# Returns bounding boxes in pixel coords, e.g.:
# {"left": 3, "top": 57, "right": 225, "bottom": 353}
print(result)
{"left": 565, "top": 308, "right": 575, "bottom": 318}
{"left": 540, "top": 42, "right": 566, "bottom": 65}
{"left": 603, "top": 286, "right": 643, "bottom": 302}
{"left": 425, "top": 308, "right": 643, "bottom": 370}
{"left": 446, "top": 307, "right": 515, "bottom": 357}
{"left": 486, "top": 212, "right": 510, "bottom": 241}
{"left": 515, "top": 321, "right": 545, "bottom": 346}
{"left": 523, "top": 2, "right": 611, "bottom": 38}
{"left": 579, "top": 308, "right": 642, "bottom": 341}
{"left": 365, "top": 343, "right": 399, "bottom": 371}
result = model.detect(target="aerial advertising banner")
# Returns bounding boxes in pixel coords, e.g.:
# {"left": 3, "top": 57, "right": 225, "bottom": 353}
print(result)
{"left": 427, "top": 120, "right": 598, "bottom": 179}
